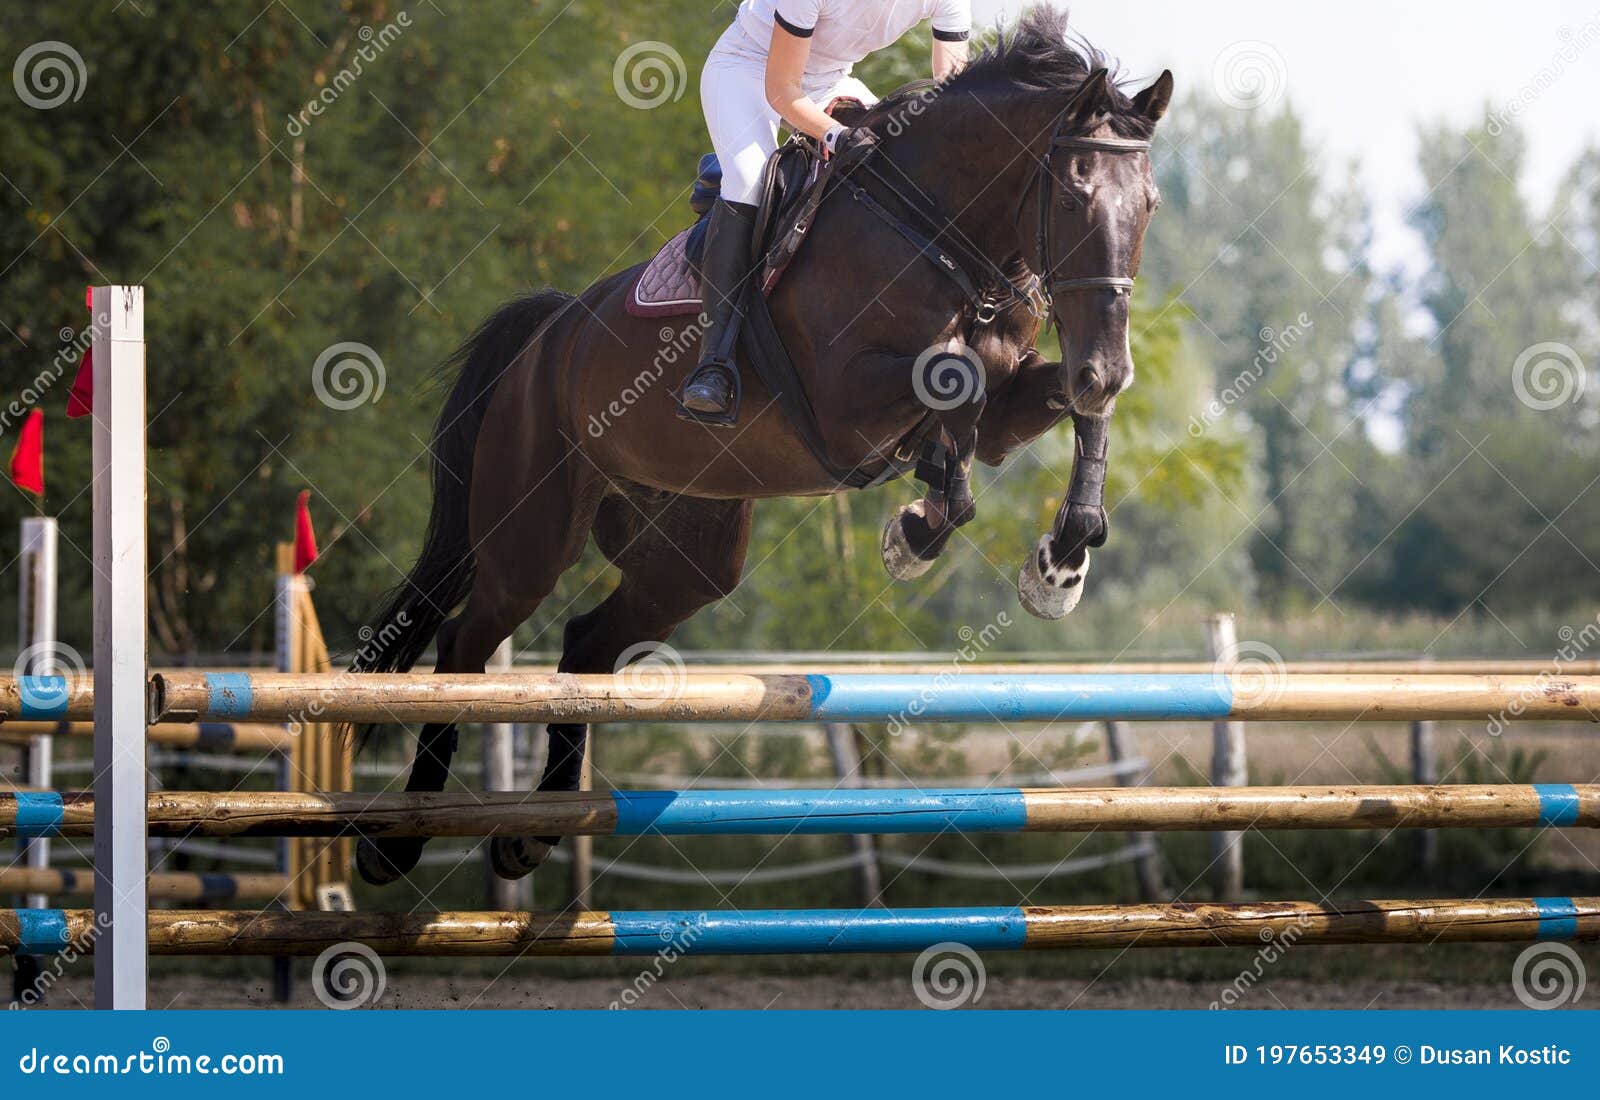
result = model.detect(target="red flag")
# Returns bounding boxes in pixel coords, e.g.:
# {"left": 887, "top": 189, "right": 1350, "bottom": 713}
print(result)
{"left": 293, "top": 490, "right": 319, "bottom": 573}
{"left": 66, "top": 287, "right": 94, "bottom": 418}
{"left": 8, "top": 408, "right": 44, "bottom": 495}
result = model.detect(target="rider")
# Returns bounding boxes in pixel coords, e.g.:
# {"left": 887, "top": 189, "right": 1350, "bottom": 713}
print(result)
{"left": 676, "top": 0, "right": 972, "bottom": 426}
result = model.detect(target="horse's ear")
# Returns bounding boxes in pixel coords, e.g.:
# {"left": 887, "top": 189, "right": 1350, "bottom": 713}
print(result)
{"left": 1133, "top": 70, "right": 1174, "bottom": 122}
{"left": 1066, "top": 68, "right": 1111, "bottom": 124}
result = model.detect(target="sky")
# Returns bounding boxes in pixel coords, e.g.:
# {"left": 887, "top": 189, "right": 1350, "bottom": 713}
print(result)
{"left": 975, "top": 0, "right": 1600, "bottom": 275}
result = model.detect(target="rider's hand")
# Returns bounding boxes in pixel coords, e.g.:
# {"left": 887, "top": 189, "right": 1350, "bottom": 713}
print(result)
{"left": 823, "top": 124, "right": 878, "bottom": 159}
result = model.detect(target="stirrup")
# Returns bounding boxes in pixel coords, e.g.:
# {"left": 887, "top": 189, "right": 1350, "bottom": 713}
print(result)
{"left": 675, "top": 359, "right": 742, "bottom": 428}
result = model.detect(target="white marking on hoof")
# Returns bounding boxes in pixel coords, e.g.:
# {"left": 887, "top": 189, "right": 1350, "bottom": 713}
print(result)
{"left": 1017, "top": 535, "right": 1089, "bottom": 621}
{"left": 880, "top": 502, "right": 936, "bottom": 581}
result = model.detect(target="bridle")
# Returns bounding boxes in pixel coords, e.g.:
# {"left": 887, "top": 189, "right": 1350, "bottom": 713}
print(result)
{"left": 831, "top": 83, "right": 1152, "bottom": 329}
{"left": 1033, "top": 131, "right": 1152, "bottom": 307}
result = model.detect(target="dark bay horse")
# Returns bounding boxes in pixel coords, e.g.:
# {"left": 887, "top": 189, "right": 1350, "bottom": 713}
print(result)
{"left": 350, "top": 10, "right": 1172, "bottom": 885}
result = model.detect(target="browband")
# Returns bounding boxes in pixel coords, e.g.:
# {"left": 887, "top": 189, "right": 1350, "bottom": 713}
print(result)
{"left": 1051, "top": 136, "right": 1153, "bottom": 152}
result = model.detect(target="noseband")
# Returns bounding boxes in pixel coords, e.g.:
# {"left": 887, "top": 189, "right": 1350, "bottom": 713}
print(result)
{"left": 1035, "top": 132, "right": 1152, "bottom": 303}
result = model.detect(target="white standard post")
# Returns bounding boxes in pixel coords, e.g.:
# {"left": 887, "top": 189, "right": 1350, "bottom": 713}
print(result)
{"left": 483, "top": 640, "right": 523, "bottom": 909}
{"left": 1205, "top": 612, "right": 1247, "bottom": 901}
{"left": 18, "top": 517, "right": 58, "bottom": 910}
{"left": 91, "top": 285, "right": 148, "bottom": 1010}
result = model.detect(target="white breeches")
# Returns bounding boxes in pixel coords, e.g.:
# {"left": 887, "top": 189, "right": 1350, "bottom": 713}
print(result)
{"left": 701, "top": 23, "right": 877, "bottom": 205}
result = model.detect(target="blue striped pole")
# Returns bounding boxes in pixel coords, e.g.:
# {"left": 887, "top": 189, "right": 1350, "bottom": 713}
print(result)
{"left": 129, "top": 670, "right": 1600, "bottom": 725}
{"left": 3, "top": 784, "right": 1595, "bottom": 839}
{"left": 3, "top": 898, "right": 1596, "bottom": 957}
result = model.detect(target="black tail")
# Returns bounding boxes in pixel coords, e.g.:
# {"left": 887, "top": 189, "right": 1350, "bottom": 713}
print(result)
{"left": 348, "top": 289, "right": 573, "bottom": 748}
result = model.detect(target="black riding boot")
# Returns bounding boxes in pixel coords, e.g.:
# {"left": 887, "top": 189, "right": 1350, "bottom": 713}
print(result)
{"left": 676, "top": 199, "right": 757, "bottom": 426}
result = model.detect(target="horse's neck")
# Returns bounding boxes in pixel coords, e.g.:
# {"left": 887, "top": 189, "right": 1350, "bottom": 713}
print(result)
{"left": 883, "top": 94, "right": 1043, "bottom": 263}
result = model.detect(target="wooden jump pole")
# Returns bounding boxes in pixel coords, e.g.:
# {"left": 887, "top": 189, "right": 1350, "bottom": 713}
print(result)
{"left": 4, "top": 784, "right": 1594, "bottom": 839}
{"left": 4, "top": 897, "right": 1596, "bottom": 957}
{"left": 0, "top": 868, "right": 289, "bottom": 904}
{"left": 0, "top": 720, "right": 292, "bottom": 752}
{"left": 496, "top": 660, "right": 1600, "bottom": 675}
{"left": 122, "top": 670, "right": 1600, "bottom": 725}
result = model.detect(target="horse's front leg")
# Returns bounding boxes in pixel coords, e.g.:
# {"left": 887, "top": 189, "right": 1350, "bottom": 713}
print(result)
{"left": 1017, "top": 411, "right": 1110, "bottom": 620}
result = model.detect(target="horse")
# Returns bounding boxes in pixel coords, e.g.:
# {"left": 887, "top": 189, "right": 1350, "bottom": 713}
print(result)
{"left": 349, "top": 8, "right": 1173, "bottom": 886}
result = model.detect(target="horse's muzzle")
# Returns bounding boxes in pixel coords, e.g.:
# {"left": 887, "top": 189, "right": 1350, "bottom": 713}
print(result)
{"left": 1064, "top": 362, "right": 1129, "bottom": 418}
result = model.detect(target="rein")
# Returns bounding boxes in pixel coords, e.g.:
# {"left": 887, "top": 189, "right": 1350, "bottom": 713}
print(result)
{"left": 839, "top": 157, "right": 1048, "bottom": 326}
{"left": 835, "top": 105, "right": 1152, "bottom": 331}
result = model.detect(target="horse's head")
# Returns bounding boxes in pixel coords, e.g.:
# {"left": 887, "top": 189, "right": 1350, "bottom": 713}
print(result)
{"left": 1033, "top": 68, "right": 1172, "bottom": 417}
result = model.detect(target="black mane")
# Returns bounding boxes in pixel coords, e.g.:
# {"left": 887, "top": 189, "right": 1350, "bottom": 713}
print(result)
{"left": 862, "top": 7, "right": 1150, "bottom": 139}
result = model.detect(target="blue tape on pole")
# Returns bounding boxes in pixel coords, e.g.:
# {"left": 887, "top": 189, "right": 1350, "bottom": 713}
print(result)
{"left": 16, "top": 675, "right": 70, "bottom": 719}
{"left": 609, "top": 907, "right": 1029, "bottom": 955}
{"left": 198, "top": 873, "right": 237, "bottom": 902}
{"left": 804, "top": 673, "right": 1233, "bottom": 723}
{"left": 204, "top": 673, "right": 254, "bottom": 719}
{"left": 10, "top": 791, "right": 64, "bottom": 839}
{"left": 16, "top": 909, "right": 71, "bottom": 955}
{"left": 195, "top": 722, "right": 235, "bottom": 750}
{"left": 1532, "top": 784, "right": 1581, "bottom": 827}
{"left": 1532, "top": 898, "right": 1580, "bottom": 940}
{"left": 612, "top": 789, "right": 1029, "bottom": 835}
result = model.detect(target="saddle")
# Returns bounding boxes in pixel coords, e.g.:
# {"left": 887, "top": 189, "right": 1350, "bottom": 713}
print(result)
{"left": 627, "top": 98, "right": 868, "bottom": 318}
{"left": 628, "top": 97, "right": 937, "bottom": 490}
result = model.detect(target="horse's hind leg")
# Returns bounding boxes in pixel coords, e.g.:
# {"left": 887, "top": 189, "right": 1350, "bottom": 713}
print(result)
{"left": 489, "top": 490, "right": 753, "bottom": 880}
{"left": 354, "top": 591, "right": 525, "bottom": 885}
{"left": 356, "top": 446, "right": 602, "bottom": 886}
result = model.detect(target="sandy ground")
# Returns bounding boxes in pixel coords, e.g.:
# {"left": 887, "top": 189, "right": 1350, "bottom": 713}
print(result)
{"left": 23, "top": 972, "right": 1591, "bottom": 1011}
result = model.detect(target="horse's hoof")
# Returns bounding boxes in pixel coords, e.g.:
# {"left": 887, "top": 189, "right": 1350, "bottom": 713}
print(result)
{"left": 355, "top": 838, "right": 420, "bottom": 886}
{"left": 1017, "top": 536, "right": 1089, "bottom": 621}
{"left": 881, "top": 504, "right": 935, "bottom": 581}
{"left": 489, "top": 836, "right": 553, "bottom": 881}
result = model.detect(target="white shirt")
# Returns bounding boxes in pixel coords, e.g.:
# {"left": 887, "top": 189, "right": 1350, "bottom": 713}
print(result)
{"left": 734, "top": 0, "right": 971, "bottom": 78}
